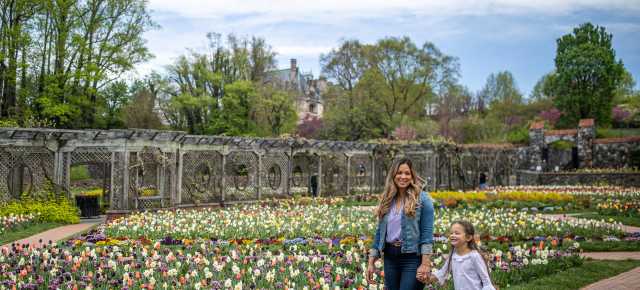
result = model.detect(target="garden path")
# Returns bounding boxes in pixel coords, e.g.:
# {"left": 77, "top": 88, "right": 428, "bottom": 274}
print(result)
{"left": 580, "top": 266, "right": 640, "bottom": 290}
{"left": 2, "top": 217, "right": 103, "bottom": 248}
{"left": 542, "top": 213, "right": 640, "bottom": 233}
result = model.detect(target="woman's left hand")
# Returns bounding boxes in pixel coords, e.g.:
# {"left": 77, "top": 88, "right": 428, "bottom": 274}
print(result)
{"left": 416, "top": 263, "right": 431, "bottom": 282}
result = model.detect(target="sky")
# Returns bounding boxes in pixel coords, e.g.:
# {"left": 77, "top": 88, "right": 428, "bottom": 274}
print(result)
{"left": 136, "top": 0, "right": 640, "bottom": 96}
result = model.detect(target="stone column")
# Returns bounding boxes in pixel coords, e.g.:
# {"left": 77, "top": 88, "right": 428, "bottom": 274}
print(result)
{"left": 577, "top": 118, "right": 595, "bottom": 168}
{"left": 528, "top": 121, "right": 545, "bottom": 171}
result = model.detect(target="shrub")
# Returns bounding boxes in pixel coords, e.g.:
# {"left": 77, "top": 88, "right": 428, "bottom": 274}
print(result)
{"left": 0, "top": 197, "right": 80, "bottom": 224}
{"left": 507, "top": 125, "right": 530, "bottom": 144}
{"left": 549, "top": 140, "right": 574, "bottom": 150}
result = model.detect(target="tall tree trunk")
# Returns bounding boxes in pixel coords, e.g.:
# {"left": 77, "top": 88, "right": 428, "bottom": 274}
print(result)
{"left": 1, "top": 2, "right": 19, "bottom": 118}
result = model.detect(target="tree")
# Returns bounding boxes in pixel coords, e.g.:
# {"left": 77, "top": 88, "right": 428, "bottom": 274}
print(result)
{"left": 478, "top": 71, "right": 525, "bottom": 129}
{"left": 211, "top": 80, "right": 257, "bottom": 136}
{"left": 530, "top": 72, "right": 555, "bottom": 101}
{"left": 254, "top": 85, "right": 297, "bottom": 136}
{"left": 478, "top": 71, "right": 523, "bottom": 107}
{"left": 320, "top": 40, "right": 381, "bottom": 140}
{"left": 366, "top": 37, "right": 456, "bottom": 136}
{"left": 95, "top": 80, "right": 129, "bottom": 129}
{"left": 162, "top": 33, "right": 277, "bottom": 134}
{"left": 435, "top": 83, "right": 472, "bottom": 140}
{"left": 551, "top": 22, "right": 626, "bottom": 127}
{"left": 297, "top": 115, "right": 323, "bottom": 139}
{"left": 123, "top": 89, "right": 162, "bottom": 129}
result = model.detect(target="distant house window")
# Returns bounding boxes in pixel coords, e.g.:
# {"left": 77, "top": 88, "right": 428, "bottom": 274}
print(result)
{"left": 309, "top": 103, "right": 317, "bottom": 114}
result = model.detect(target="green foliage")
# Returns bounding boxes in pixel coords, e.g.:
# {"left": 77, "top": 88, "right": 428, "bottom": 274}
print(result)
{"left": 493, "top": 255, "right": 583, "bottom": 288}
{"left": 596, "top": 128, "right": 640, "bottom": 138}
{"left": 505, "top": 260, "right": 640, "bottom": 290}
{"left": 549, "top": 140, "right": 575, "bottom": 151}
{"left": 123, "top": 90, "right": 163, "bottom": 129}
{"left": 550, "top": 23, "right": 626, "bottom": 127}
{"left": 457, "top": 114, "right": 505, "bottom": 143}
{"left": 254, "top": 86, "right": 297, "bottom": 136}
{"left": 210, "top": 81, "right": 258, "bottom": 136}
{"left": 70, "top": 165, "right": 91, "bottom": 181}
{"left": 0, "top": 119, "right": 19, "bottom": 127}
{"left": 320, "top": 37, "right": 457, "bottom": 140}
{"left": 506, "top": 125, "right": 530, "bottom": 144}
{"left": 1, "top": 0, "right": 156, "bottom": 127}
{"left": 0, "top": 197, "right": 80, "bottom": 224}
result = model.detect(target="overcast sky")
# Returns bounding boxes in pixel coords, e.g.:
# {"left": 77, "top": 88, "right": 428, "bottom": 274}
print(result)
{"left": 136, "top": 0, "right": 640, "bottom": 96}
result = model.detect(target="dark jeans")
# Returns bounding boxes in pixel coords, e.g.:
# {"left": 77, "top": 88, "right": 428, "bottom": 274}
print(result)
{"left": 383, "top": 243, "right": 425, "bottom": 290}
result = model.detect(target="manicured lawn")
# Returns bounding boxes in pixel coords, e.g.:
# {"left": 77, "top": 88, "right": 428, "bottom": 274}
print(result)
{"left": 505, "top": 260, "right": 640, "bottom": 290}
{"left": 0, "top": 222, "right": 64, "bottom": 245}
{"left": 580, "top": 241, "right": 640, "bottom": 252}
{"left": 575, "top": 213, "right": 640, "bottom": 227}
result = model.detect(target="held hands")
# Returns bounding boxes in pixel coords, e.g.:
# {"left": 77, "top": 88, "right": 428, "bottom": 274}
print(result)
{"left": 366, "top": 260, "right": 377, "bottom": 284}
{"left": 416, "top": 263, "right": 431, "bottom": 283}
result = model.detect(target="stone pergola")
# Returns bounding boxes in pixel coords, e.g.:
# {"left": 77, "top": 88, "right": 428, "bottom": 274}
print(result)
{"left": 0, "top": 128, "right": 521, "bottom": 213}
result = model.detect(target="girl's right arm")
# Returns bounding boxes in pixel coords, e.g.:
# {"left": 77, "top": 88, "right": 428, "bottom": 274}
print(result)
{"left": 431, "top": 258, "right": 449, "bottom": 285}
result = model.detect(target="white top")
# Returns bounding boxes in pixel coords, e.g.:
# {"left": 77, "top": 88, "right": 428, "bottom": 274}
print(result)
{"left": 434, "top": 250, "right": 496, "bottom": 290}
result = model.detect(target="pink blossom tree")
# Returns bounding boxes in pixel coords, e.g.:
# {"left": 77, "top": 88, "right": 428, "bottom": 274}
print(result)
{"left": 296, "top": 115, "right": 323, "bottom": 138}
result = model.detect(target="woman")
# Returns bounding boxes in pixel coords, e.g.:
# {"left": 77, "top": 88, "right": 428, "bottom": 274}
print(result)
{"left": 366, "top": 158, "right": 435, "bottom": 289}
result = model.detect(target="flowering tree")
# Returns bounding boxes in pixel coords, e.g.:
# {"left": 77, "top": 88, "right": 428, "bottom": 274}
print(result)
{"left": 612, "top": 106, "right": 631, "bottom": 127}
{"left": 392, "top": 125, "right": 417, "bottom": 141}
{"left": 296, "top": 115, "right": 323, "bottom": 138}
{"left": 539, "top": 108, "right": 562, "bottom": 126}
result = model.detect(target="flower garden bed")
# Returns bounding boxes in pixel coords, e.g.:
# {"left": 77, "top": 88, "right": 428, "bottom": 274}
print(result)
{"left": 1, "top": 187, "right": 638, "bottom": 289}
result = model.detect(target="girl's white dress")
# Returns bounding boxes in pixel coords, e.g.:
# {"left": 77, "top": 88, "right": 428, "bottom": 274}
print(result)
{"left": 434, "top": 250, "right": 496, "bottom": 290}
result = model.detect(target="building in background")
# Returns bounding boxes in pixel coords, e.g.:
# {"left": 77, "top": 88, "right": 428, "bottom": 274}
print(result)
{"left": 264, "top": 59, "right": 326, "bottom": 122}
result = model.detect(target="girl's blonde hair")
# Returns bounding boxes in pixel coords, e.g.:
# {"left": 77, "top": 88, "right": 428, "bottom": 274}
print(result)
{"left": 375, "top": 158, "right": 423, "bottom": 220}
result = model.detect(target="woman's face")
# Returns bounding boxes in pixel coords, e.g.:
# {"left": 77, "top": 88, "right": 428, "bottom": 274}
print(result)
{"left": 394, "top": 164, "right": 413, "bottom": 191}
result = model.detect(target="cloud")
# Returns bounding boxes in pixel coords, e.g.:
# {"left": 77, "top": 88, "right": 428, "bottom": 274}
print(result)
{"left": 147, "top": 0, "right": 640, "bottom": 21}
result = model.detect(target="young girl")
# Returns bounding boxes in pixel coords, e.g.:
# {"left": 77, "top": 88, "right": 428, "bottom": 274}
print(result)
{"left": 429, "top": 220, "right": 496, "bottom": 290}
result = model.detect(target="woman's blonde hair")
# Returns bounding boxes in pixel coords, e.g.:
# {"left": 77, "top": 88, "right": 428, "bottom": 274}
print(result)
{"left": 375, "top": 158, "right": 423, "bottom": 220}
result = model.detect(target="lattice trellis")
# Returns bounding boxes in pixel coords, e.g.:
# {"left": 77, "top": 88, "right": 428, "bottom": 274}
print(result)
{"left": 110, "top": 152, "right": 126, "bottom": 210}
{"left": 224, "top": 151, "right": 258, "bottom": 201}
{"left": 373, "top": 156, "right": 392, "bottom": 193}
{"left": 321, "top": 154, "right": 347, "bottom": 196}
{"left": 181, "top": 151, "right": 223, "bottom": 204}
{"left": 459, "top": 154, "right": 478, "bottom": 189}
{"left": 291, "top": 153, "right": 318, "bottom": 195}
{"left": 261, "top": 152, "right": 289, "bottom": 197}
{"left": 66, "top": 147, "right": 112, "bottom": 199}
{"left": 424, "top": 153, "right": 437, "bottom": 191}
{"left": 436, "top": 154, "right": 453, "bottom": 190}
{"left": 349, "top": 154, "right": 372, "bottom": 194}
{"left": 0, "top": 146, "right": 55, "bottom": 201}
{"left": 128, "top": 147, "right": 176, "bottom": 210}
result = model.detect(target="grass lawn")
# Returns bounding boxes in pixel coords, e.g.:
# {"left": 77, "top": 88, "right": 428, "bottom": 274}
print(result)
{"left": 580, "top": 240, "right": 640, "bottom": 252}
{"left": 505, "top": 259, "right": 640, "bottom": 290}
{"left": 0, "top": 222, "right": 64, "bottom": 245}
{"left": 574, "top": 213, "right": 640, "bottom": 227}
{"left": 596, "top": 128, "right": 640, "bottom": 138}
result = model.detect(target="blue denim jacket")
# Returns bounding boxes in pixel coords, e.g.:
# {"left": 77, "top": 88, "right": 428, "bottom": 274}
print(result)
{"left": 369, "top": 191, "right": 434, "bottom": 258}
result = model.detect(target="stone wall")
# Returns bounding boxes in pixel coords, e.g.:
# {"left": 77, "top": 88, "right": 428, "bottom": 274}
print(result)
{"left": 593, "top": 137, "right": 640, "bottom": 168}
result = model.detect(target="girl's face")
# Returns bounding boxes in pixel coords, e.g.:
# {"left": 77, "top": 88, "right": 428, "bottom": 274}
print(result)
{"left": 449, "top": 223, "right": 472, "bottom": 249}
{"left": 394, "top": 164, "right": 412, "bottom": 190}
